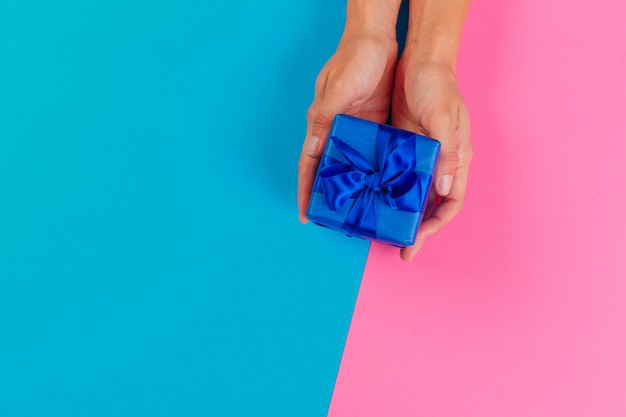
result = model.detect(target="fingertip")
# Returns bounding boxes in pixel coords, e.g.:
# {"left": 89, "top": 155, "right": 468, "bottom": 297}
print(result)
{"left": 400, "top": 236, "right": 427, "bottom": 262}
{"left": 436, "top": 174, "right": 453, "bottom": 196}
{"left": 434, "top": 148, "right": 459, "bottom": 196}
{"left": 297, "top": 156, "right": 316, "bottom": 226}
{"left": 297, "top": 195, "right": 311, "bottom": 224}
{"left": 399, "top": 247, "right": 414, "bottom": 262}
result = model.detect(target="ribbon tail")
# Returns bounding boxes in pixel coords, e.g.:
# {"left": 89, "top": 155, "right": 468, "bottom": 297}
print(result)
{"left": 341, "top": 189, "right": 375, "bottom": 237}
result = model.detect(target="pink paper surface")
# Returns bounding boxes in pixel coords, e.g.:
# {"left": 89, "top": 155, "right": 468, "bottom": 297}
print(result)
{"left": 328, "top": 1, "right": 626, "bottom": 416}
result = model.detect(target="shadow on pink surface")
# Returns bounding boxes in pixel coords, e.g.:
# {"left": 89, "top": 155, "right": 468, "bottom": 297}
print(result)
{"left": 328, "top": 0, "right": 626, "bottom": 415}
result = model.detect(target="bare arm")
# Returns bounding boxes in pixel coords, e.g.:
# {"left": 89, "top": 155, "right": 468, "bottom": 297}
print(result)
{"left": 405, "top": 0, "right": 472, "bottom": 69}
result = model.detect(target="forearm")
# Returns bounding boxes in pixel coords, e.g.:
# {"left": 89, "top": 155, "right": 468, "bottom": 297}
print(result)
{"left": 404, "top": 0, "right": 472, "bottom": 69}
{"left": 344, "top": 0, "right": 403, "bottom": 40}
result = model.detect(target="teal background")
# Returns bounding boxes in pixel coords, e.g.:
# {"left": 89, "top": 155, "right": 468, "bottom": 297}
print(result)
{"left": 0, "top": 1, "right": 370, "bottom": 416}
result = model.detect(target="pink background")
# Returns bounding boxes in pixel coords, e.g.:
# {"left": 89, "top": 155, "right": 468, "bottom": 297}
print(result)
{"left": 328, "top": 0, "right": 626, "bottom": 416}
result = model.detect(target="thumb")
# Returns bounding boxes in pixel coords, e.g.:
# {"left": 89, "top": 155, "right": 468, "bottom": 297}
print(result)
{"left": 429, "top": 114, "right": 459, "bottom": 197}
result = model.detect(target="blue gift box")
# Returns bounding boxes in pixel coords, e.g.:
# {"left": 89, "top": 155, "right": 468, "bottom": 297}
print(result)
{"left": 306, "top": 114, "right": 440, "bottom": 247}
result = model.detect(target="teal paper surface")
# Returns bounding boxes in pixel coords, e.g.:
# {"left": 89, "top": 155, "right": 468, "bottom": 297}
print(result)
{"left": 0, "top": 1, "right": 368, "bottom": 416}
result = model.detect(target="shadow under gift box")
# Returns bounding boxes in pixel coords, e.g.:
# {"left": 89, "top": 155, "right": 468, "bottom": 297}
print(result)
{"left": 306, "top": 114, "right": 440, "bottom": 248}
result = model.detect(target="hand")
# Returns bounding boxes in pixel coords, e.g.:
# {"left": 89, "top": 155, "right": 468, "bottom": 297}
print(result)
{"left": 392, "top": 57, "right": 473, "bottom": 261}
{"left": 297, "top": 32, "right": 398, "bottom": 223}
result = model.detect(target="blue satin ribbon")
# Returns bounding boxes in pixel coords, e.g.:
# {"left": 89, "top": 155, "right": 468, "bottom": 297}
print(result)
{"left": 320, "top": 125, "right": 429, "bottom": 237}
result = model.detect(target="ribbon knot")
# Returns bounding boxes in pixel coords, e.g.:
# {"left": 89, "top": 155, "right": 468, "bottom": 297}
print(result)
{"left": 319, "top": 126, "right": 428, "bottom": 237}
{"left": 365, "top": 172, "right": 381, "bottom": 191}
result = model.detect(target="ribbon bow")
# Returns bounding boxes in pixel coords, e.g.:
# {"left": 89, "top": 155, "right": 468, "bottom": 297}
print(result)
{"left": 320, "top": 126, "right": 427, "bottom": 237}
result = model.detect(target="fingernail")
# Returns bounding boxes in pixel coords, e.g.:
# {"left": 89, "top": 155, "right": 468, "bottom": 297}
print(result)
{"left": 438, "top": 175, "right": 453, "bottom": 196}
{"left": 306, "top": 135, "right": 321, "bottom": 157}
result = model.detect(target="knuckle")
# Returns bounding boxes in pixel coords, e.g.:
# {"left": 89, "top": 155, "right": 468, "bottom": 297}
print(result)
{"left": 312, "top": 111, "right": 333, "bottom": 129}
{"left": 441, "top": 149, "right": 459, "bottom": 164}
{"left": 458, "top": 142, "right": 474, "bottom": 164}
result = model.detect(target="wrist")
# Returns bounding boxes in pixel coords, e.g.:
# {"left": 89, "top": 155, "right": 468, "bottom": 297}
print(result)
{"left": 343, "top": 0, "right": 402, "bottom": 43}
{"left": 402, "top": 38, "right": 459, "bottom": 72}
{"left": 403, "top": 0, "right": 471, "bottom": 71}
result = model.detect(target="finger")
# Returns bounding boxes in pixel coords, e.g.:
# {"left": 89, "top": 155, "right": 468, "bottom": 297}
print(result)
{"left": 398, "top": 197, "right": 460, "bottom": 261}
{"left": 400, "top": 234, "right": 427, "bottom": 262}
{"left": 457, "top": 105, "right": 473, "bottom": 164}
{"left": 423, "top": 188, "right": 441, "bottom": 219}
{"left": 399, "top": 151, "right": 471, "bottom": 260}
{"left": 297, "top": 161, "right": 316, "bottom": 224}
{"left": 417, "top": 197, "right": 463, "bottom": 239}
{"left": 398, "top": 189, "right": 440, "bottom": 261}
{"left": 416, "top": 156, "right": 470, "bottom": 239}
{"left": 297, "top": 109, "right": 316, "bottom": 223}
{"left": 428, "top": 109, "right": 460, "bottom": 197}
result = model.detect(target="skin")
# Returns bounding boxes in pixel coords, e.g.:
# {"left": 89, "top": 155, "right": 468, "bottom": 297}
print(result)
{"left": 298, "top": 0, "right": 473, "bottom": 262}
